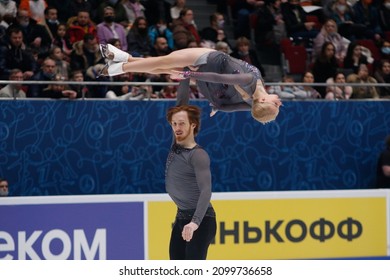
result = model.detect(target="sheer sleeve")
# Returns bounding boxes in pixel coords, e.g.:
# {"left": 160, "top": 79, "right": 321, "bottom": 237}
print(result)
{"left": 185, "top": 71, "right": 254, "bottom": 86}
{"left": 176, "top": 67, "right": 191, "bottom": 106}
{"left": 191, "top": 148, "right": 212, "bottom": 226}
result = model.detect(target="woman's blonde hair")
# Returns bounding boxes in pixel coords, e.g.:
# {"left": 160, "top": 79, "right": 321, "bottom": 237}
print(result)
{"left": 251, "top": 100, "right": 279, "bottom": 124}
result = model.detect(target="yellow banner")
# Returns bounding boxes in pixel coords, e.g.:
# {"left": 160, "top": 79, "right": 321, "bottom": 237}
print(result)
{"left": 147, "top": 197, "right": 387, "bottom": 259}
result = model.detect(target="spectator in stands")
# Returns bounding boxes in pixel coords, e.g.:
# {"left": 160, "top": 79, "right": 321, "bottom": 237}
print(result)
{"left": 27, "top": 57, "right": 57, "bottom": 98}
{"left": 85, "top": 63, "right": 110, "bottom": 98}
{"left": 235, "top": 0, "right": 265, "bottom": 39}
{"left": 148, "top": 18, "right": 174, "bottom": 50}
{"left": 376, "top": 135, "right": 390, "bottom": 188}
{"left": 19, "top": 0, "right": 47, "bottom": 23}
{"left": 379, "top": 39, "right": 390, "bottom": 61}
{"left": 330, "top": 0, "right": 366, "bottom": 40}
{"left": 67, "top": 9, "right": 97, "bottom": 44}
{"left": 52, "top": 23, "right": 72, "bottom": 62}
{"left": 268, "top": 75, "right": 302, "bottom": 99}
{"left": 105, "top": 72, "right": 132, "bottom": 100}
{"left": 158, "top": 75, "right": 177, "bottom": 99}
{"left": 150, "top": 36, "right": 172, "bottom": 57}
{"left": 11, "top": 8, "right": 52, "bottom": 57}
{"left": 215, "top": 41, "right": 230, "bottom": 54}
{"left": 295, "top": 71, "right": 322, "bottom": 99}
{"left": 312, "top": 42, "right": 339, "bottom": 97}
{"left": 343, "top": 41, "right": 371, "bottom": 74}
{"left": 281, "top": 0, "right": 319, "bottom": 45}
{"left": 70, "top": 33, "right": 104, "bottom": 72}
{"left": 69, "top": 0, "right": 93, "bottom": 18}
{"left": 107, "top": 37, "right": 122, "bottom": 49}
{"left": 373, "top": 59, "right": 390, "bottom": 98}
{"left": 347, "top": 63, "right": 380, "bottom": 98}
{"left": 0, "top": 26, "right": 37, "bottom": 80}
{"left": 45, "top": 0, "right": 72, "bottom": 23}
{"left": 127, "top": 16, "right": 151, "bottom": 57}
{"left": 0, "top": 68, "right": 26, "bottom": 98}
{"left": 325, "top": 71, "right": 353, "bottom": 100}
{"left": 231, "top": 36, "right": 265, "bottom": 77}
{"left": 143, "top": 0, "right": 172, "bottom": 26}
{"left": 200, "top": 12, "right": 231, "bottom": 49}
{"left": 269, "top": 74, "right": 319, "bottom": 99}
{"left": 0, "top": 0, "right": 17, "bottom": 19}
{"left": 378, "top": 0, "right": 390, "bottom": 32}
{"left": 69, "top": 69, "right": 89, "bottom": 98}
{"left": 255, "top": 0, "right": 286, "bottom": 46}
{"left": 41, "top": 6, "right": 59, "bottom": 42}
{"left": 97, "top": 6, "right": 128, "bottom": 51}
{"left": 187, "top": 39, "right": 200, "bottom": 48}
{"left": 133, "top": 71, "right": 155, "bottom": 99}
{"left": 312, "top": 19, "right": 349, "bottom": 65}
{"left": 171, "top": 8, "right": 201, "bottom": 49}
{"left": 199, "top": 38, "right": 214, "bottom": 49}
{"left": 352, "top": 0, "right": 383, "bottom": 43}
{"left": 49, "top": 45, "right": 70, "bottom": 79}
{"left": 96, "top": 0, "right": 128, "bottom": 28}
{"left": 121, "top": 0, "right": 146, "bottom": 25}
{"left": 40, "top": 73, "right": 78, "bottom": 99}
{"left": 170, "top": 0, "right": 186, "bottom": 20}
{"left": 0, "top": 177, "right": 9, "bottom": 197}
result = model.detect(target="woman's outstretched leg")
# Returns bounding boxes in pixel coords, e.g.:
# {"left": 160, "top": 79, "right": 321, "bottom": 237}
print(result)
{"left": 104, "top": 46, "right": 216, "bottom": 76}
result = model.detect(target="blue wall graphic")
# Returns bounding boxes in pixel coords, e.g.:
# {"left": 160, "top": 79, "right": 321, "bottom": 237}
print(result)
{"left": 1, "top": 100, "right": 390, "bottom": 196}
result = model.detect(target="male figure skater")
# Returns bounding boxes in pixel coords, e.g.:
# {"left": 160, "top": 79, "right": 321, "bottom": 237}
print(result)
{"left": 165, "top": 103, "right": 217, "bottom": 259}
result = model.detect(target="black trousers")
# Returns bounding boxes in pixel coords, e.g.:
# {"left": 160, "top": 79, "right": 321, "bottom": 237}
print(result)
{"left": 169, "top": 209, "right": 217, "bottom": 260}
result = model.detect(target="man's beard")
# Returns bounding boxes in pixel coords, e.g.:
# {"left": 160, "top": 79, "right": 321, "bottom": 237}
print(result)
{"left": 175, "top": 130, "right": 191, "bottom": 142}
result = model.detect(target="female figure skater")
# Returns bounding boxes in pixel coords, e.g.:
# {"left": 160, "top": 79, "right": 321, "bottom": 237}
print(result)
{"left": 100, "top": 44, "right": 282, "bottom": 124}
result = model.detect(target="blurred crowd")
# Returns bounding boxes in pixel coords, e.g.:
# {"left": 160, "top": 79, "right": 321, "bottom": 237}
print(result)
{"left": 0, "top": 0, "right": 390, "bottom": 100}
{"left": 227, "top": 0, "right": 390, "bottom": 99}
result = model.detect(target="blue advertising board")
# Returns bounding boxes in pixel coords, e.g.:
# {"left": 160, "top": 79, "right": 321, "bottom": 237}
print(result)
{"left": 0, "top": 202, "right": 144, "bottom": 259}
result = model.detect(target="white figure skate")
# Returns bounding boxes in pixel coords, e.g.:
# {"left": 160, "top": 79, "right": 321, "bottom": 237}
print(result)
{"left": 99, "top": 44, "right": 130, "bottom": 62}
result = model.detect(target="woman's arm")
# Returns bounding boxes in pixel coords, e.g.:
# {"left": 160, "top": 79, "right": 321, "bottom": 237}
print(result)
{"left": 178, "top": 70, "right": 254, "bottom": 86}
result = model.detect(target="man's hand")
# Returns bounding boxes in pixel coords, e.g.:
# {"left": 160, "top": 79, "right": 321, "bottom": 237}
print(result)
{"left": 169, "top": 70, "right": 188, "bottom": 81}
{"left": 182, "top": 222, "right": 199, "bottom": 242}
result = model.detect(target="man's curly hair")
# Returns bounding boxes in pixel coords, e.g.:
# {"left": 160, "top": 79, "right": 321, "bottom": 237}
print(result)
{"left": 166, "top": 105, "right": 201, "bottom": 135}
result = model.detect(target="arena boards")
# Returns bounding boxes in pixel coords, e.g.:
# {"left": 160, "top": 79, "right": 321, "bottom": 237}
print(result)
{"left": 1, "top": 189, "right": 389, "bottom": 260}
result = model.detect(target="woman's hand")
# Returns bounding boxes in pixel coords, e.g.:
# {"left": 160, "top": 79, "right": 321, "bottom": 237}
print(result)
{"left": 210, "top": 107, "right": 218, "bottom": 117}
